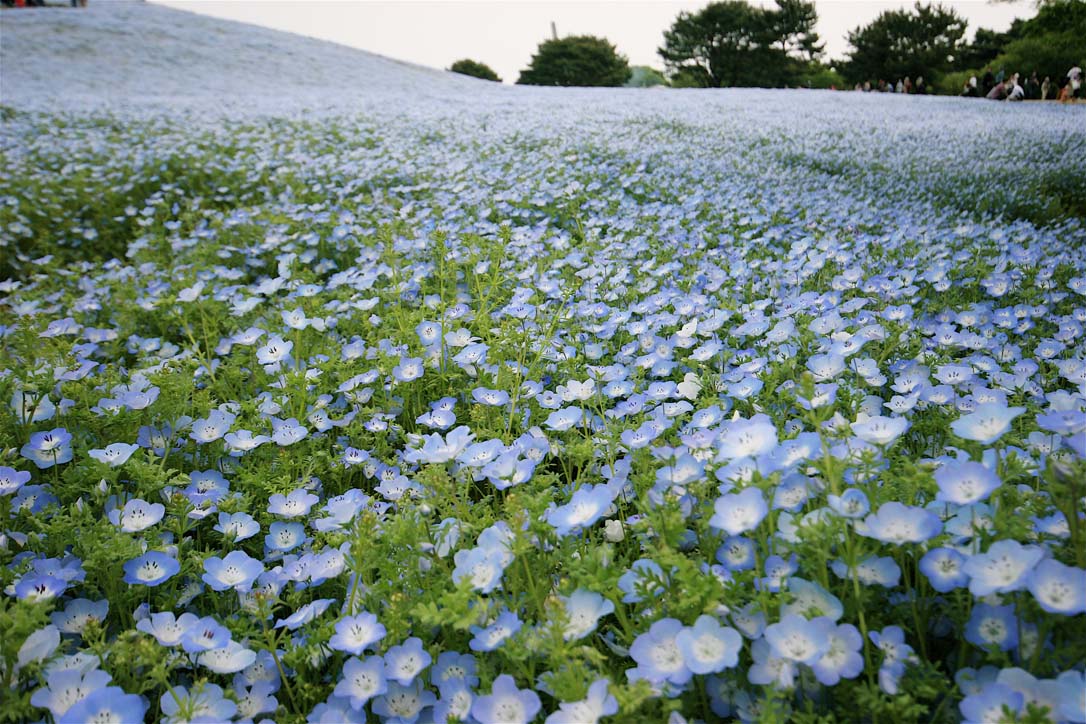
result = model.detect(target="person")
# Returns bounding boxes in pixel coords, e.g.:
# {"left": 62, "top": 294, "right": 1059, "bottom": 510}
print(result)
{"left": 903, "top": 76, "right": 913, "bottom": 94}
{"left": 981, "top": 69, "right": 995, "bottom": 97}
{"left": 986, "top": 80, "right": 1007, "bottom": 100}
{"left": 895, "top": 78, "right": 904, "bottom": 93}
{"left": 1025, "top": 72, "right": 1039, "bottom": 100}
{"left": 961, "top": 78, "right": 979, "bottom": 98}
{"left": 1041, "top": 76, "right": 1051, "bottom": 100}
{"left": 1059, "top": 78, "right": 1074, "bottom": 103}
{"left": 1069, "top": 66, "right": 1082, "bottom": 100}
{"left": 916, "top": 76, "right": 925, "bottom": 95}
{"left": 1007, "top": 76, "right": 1025, "bottom": 101}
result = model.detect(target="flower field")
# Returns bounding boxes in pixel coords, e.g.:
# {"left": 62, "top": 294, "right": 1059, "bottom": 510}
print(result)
{"left": 3, "top": 16, "right": 1086, "bottom": 721}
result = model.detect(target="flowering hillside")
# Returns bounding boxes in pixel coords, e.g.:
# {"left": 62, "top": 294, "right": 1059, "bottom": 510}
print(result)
{"left": 2, "top": 3, "right": 1086, "bottom": 723}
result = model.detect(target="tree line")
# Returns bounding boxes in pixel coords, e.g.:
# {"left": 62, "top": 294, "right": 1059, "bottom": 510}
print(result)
{"left": 447, "top": 0, "right": 1085, "bottom": 94}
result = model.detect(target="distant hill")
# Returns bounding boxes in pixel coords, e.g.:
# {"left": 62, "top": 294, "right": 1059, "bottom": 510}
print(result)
{"left": 0, "top": 0, "right": 492, "bottom": 110}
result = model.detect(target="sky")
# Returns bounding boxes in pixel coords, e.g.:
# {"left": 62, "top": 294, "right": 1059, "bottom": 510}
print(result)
{"left": 151, "top": 0, "right": 1033, "bottom": 83}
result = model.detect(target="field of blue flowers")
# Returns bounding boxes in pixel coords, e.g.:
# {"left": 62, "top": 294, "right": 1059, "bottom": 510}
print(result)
{"left": 1, "top": 94, "right": 1085, "bottom": 724}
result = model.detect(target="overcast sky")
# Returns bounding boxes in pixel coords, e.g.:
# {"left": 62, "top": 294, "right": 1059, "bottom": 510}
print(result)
{"left": 152, "top": 1, "right": 1032, "bottom": 83}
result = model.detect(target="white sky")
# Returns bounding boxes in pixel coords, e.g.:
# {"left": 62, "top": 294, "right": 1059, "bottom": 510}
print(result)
{"left": 151, "top": 0, "right": 1032, "bottom": 83}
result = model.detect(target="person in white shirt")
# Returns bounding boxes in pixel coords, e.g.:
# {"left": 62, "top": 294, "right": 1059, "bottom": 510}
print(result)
{"left": 1069, "top": 66, "right": 1082, "bottom": 99}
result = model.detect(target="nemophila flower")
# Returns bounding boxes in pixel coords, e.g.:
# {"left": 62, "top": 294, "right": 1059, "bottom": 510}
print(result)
{"left": 544, "top": 406, "right": 583, "bottom": 432}
{"left": 709, "top": 487, "right": 768, "bottom": 536}
{"left": 181, "top": 616, "right": 231, "bottom": 654}
{"left": 452, "top": 546, "right": 507, "bottom": 593}
{"left": 392, "top": 356, "right": 425, "bottom": 382}
{"left": 781, "top": 578, "right": 844, "bottom": 621}
{"left": 136, "top": 611, "right": 199, "bottom": 647}
{"left": 1026, "top": 558, "right": 1086, "bottom": 614}
{"left": 859, "top": 502, "right": 942, "bottom": 544}
{"left": 199, "top": 640, "right": 257, "bottom": 673}
{"left": 962, "top": 539, "right": 1045, "bottom": 596}
{"left": 189, "top": 409, "right": 236, "bottom": 443}
{"left": 416, "top": 320, "right": 442, "bottom": 347}
{"left": 385, "top": 637, "right": 432, "bottom": 685}
{"left": 257, "top": 335, "right": 293, "bottom": 366}
{"left": 334, "top": 655, "right": 387, "bottom": 710}
{"left": 372, "top": 680, "right": 437, "bottom": 723}
{"left": 469, "top": 610, "right": 522, "bottom": 652}
{"left": 764, "top": 614, "right": 833, "bottom": 665}
{"left": 546, "top": 484, "right": 615, "bottom": 537}
{"left": 406, "top": 426, "right": 476, "bottom": 464}
{"left": 558, "top": 589, "right": 614, "bottom": 641}
{"left": 88, "top": 442, "right": 140, "bottom": 467}
{"left": 107, "top": 498, "right": 165, "bottom": 532}
{"left": 830, "top": 555, "right": 900, "bottom": 587}
{"left": 213, "top": 511, "right": 260, "bottom": 541}
{"left": 919, "top": 547, "right": 969, "bottom": 592}
{"left": 268, "top": 487, "right": 319, "bottom": 517}
{"left": 224, "top": 429, "right": 271, "bottom": 454}
{"left": 0, "top": 465, "right": 31, "bottom": 496}
{"left": 716, "top": 536, "right": 756, "bottom": 571}
{"left": 959, "top": 682, "right": 1024, "bottom": 724}
{"left": 759, "top": 554, "right": 799, "bottom": 593}
{"left": 950, "top": 402, "right": 1026, "bottom": 445}
{"left": 965, "top": 603, "right": 1019, "bottom": 651}
{"left": 235, "top": 682, "right": 278, "bottom": 720}
{"left": 329, "top": 612, "right": 387, "bottom": 655}
{"left": 21, "top": 428, "right": 73, "bottom": 469}
{"left": 472, "top": 674, "right": 541, "bottom": 724}
{"left": 271, "top": 417, "right": 309, "bottom": 446}
{"left": 473, "top": 387, "right": 510, "bottom": 406}
{"left": 432, "top": 651, "right": 478, "bottom": 690}
{"left": 265, "top": 521, "right": 306, "bottom": 553}
{"left": 675, "top": 615, "right": 742, "bottom": 674}
{"left": 57, "top": 686, "right": 147, "bottom": 724}
{"left": 544, "top": 679, "right": 618, "bottom": 724}
{"left": 811, "top": 623, "right": 864, "bottom": 685}
{"left": 716, "top": 416, "right": 778, "bottom": 459}
{"left": 308, "top": 694, "right": 365, "bottom": 724}
{"left": 934, "top": 460, "right": 1001, "bottom": 505}
{"left": 122, "top": 551, "right": 180, "bottom": 587}
{"left": 11, "top": 389, "right": 56, "bottom": 423}
{"left": 51, "top": 598, "right": 108, "bottom": 634}
{"left": 748, "top": 638, "right": 796, "bottom": 689}
{"left": 31, "top": 667, "right": 113, "bottom": 718}
{"left": 629, "top": 618, "right": 692, "bottom": 686}
{"left": 276, "top": 598, "right": 334, "bottom": 630}
{"left": 160, "top": 684, "right": 237, "bottom": 724}
{"left": 850, "top": 414, "right": 910, "bottom": 446}
{"left": 202, "top": 550, "right": 264, "bottom": 592}
{"left": 827, "top": 488, "right": 870, "bottom": 518}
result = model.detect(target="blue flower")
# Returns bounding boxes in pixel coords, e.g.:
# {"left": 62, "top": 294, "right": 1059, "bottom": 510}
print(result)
{"left": 123, "top": 551, "right": 179, "bottom": 587}
{"left": 934, "top": 460, "right": 1001, "bottom": 505}
{"left": 265, "top": 521, "right": 307, "bottom": 552}
{"left": 57, "top": 686, "right": 147, "bottom": 724}
{"left": 827, "top": 488, "right": 870, "bottom": 518}
{"left": 189, "top": 409, "right": 236, "bottom": 443}
{"left": 716, "top": 416, "right": 778, "bottom": 459}
{"left": 544, "top": 679, "right": 618, "bottom": 724}
{"left": 558, "top": 589, "right": 614, "bottom": 641}
{"left": 275, "top": 598, "right": 335, "bottom": 630}
{"left": 469, "top": 610, "right": 521, "bottom": 652}
{"left": 811, "top": 623, "right": 864, "bottom": 685}
{"left": 202, "top": 550, "right": 264, "bottom": 592}
{"left": 859, "top": 502, "right": 941, "bottom": 544}
{"left": 107, "top": 498, "right": 165, "bottom": 532}
{"left": 950, "top": 403, "right": 1026, "bottom": 445}
{"left": 452, "top": 546, "right": 507, "bottom": 593}
{"left": 1026, "top": 558, "right": 1086, "bottom": 615}
{"left": 628, "top": 618, "right": 692, "bottom": 686}
{"left": 180, "top": 616, "right": 231, "bottom": 653}
{"left": 384, "top": 636, "right": 432, "bottom": 685}
{"left": 160, "top": 684, "right": 237, "bottom": 722}
{"left": 471, "top": 674, "right": 541, "bottom": 724}
{"left": 329, "top": 612, "right": 387, "bottom": 655}
{"left": 764, "top": 614, "right": 833, "bottom": 665}
{"left": 88, "top": 442, "right": 140, "bottom": 467}
{"left": 213, "top": 511, "right": 260, "bottom": 541}
{"left": 709, "top": 487, "right": 768, "bottom": 536}
{"left": 0, "top": 465, "right": 31, "bottom": 496}
{"left": 675, "top": 615, "right": 742, "bottom": 674}
{"left": 21, "top": 428, "right": 73, "bottom": 469}
{"left": 959, "top": 682, "right": 1023, "bottom": 724}
{"left": 919, "top": 547, "right": 969, "bottom": 592}
{"left": 267, "top": 488, "right": 319, "bottom": 517}
{"left": 271, "top": 417, "right": 309, "bottom": 446}
{"left": 31, "top": 668, "right": 113, "bottom": 718}
{"left": 334, "top": 655, "right": 387, "bottom": 710}
{"left": 962, "top": 539, "right": 1045, "bottom": 596}
{"left": 850, "top": 415, "right": 910, "bottom": 446}
{"left": 392, "top": 356, "right": 425, "bottom": 382}
{"left": 546, "top": 484, "right": 615, "bottom": 537}
{"left": 964, "top": 603, "right": 1018, "bottom": 651}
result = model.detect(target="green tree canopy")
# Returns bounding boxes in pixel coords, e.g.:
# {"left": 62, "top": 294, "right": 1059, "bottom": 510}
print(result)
{"left": 657, "top": 0, "right": 821, "bottom": 88}
{"left": 449, "top": 59, "right": 501, "bottom": 82}
{"left": 843, "top": 2, "right": 967, "bottom": 84}
{"left": 625, "top": 66, "right": 670, "bottom": 87}
{"left": 517, "top": 36, "right": 630, "bottom": 87}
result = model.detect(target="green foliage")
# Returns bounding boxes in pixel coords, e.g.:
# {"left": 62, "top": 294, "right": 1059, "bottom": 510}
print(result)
{"left": 517, "top": 35, "right": 631, "bottom": 87}
{"left": 658, "top": 0, "right": 822, "bottom": 88}
{"left": 449, "top": 58, "right": 502, "bottom": 82}
{"left": 625, "top": 65, "right": 670, "bottom": 88}
{"left": 843, "top": 2, "right": 967, "bottom": 85}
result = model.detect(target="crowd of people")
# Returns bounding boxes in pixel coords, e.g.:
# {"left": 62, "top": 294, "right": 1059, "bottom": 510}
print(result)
{"left": 961, "top": 66, "right": 1083, "bottom": 102}
{"left": 853, "top": 77, "right": 929, "bottom": 94}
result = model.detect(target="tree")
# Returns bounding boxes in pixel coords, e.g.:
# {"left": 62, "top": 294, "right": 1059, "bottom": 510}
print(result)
{"left": 625, "top": 66, "right": 670, "bottom": 87}
{"left": 449, "top": 59, "right": 501, "bottom": 82}
{"left": 517, "top": 36, "right": 630, "bottom": 87}
{"left": 843, "top": 2, "right": 967, "bottom": 85}
{"left": 658, "top": 0, "right": 821, "bottom": 88}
